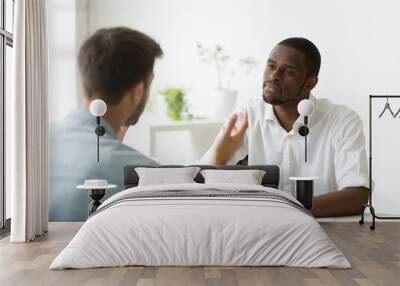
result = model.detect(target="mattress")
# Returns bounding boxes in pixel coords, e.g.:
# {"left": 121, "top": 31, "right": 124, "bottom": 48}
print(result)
{"left": 50, "top": 183, "right": 351, "bottom": 269}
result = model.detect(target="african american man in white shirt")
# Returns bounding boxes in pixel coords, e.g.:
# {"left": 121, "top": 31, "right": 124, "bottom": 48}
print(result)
{"left": 203, "top": 38, "right": 369, "bottom": 218}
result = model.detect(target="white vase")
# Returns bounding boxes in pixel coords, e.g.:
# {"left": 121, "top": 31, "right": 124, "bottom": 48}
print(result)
{"left": 187, "top": 88, "right": 238, "bottom": 120}
{"left": 206, "top": 88, "right": 238, "bottom": 119}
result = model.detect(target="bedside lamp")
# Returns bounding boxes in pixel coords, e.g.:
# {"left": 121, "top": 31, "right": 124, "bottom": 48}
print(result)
{"left": 77, "top": 99, "right": 117, "bottom": 217}
{"left": 89, "top": 99, "right": 107, "bottom": 162}
{"left": 290, "top": 99, "right": 318, "bottom": 211}
{"left": 297, "top": 99, "right": 314, "bottom": 163}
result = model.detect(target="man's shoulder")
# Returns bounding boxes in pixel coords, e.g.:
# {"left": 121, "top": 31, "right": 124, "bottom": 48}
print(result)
{"left": 50, "top": 109, "right": 93, "bottom": 135}
{"left": 316, "top": 97, "right": 360, "bottom": 122}
{"left": 103, "top": 140, "right": 158, "bottom": 166}
{"left": 237, "top": 97, "right": 266, "bottom": 115}
{"left": 244, "top": 97, "right": 265, "bottom": 108}
{"left": 50, "top": 111, "right": 157, "bottom": 167}
{"left": 315, "top": 98, "right": 364, "bottom": 138}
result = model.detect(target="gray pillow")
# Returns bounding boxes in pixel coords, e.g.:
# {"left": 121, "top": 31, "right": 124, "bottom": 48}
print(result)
{"left": 135, "top": 167, "right": 201, "bottom": 186}
{"left": 200, "top": 169, "right": 266, "bottom": 185}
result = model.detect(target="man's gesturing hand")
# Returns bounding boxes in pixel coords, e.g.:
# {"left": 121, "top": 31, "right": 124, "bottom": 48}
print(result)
{"left": 211, "top": 112, "right": 248, "bottom": 166}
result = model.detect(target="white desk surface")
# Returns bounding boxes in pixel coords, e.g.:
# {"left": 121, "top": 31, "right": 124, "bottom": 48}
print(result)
{"left": 149, "top": 119, "right": 225, "bottom": 130}
{"left": 289, "top": 176, "right": 320, "bottom": 180}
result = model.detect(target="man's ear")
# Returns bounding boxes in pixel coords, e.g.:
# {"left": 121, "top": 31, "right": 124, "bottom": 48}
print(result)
{"left": 305, "top": 76, "right": 318, "bottom": 92}
{"left": 129, "top": 81, "right": 145, "bottom": 107}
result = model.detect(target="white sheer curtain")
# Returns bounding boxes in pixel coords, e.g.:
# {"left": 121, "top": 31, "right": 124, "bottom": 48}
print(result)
{"left": 10, "top": 0, "right": 49, "bottom": 242}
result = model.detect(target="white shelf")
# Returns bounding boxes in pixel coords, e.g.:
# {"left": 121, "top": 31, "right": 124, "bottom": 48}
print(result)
{"left": 149, "top": 119, "right": 224, "bottom": 162}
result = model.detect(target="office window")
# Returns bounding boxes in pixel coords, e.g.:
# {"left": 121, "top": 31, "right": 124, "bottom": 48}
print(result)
{"left": 5, "top": 0, "right": 13, "bottom": 33}
{"left": 0, "top": 0, "right": 14, "bottom": 231}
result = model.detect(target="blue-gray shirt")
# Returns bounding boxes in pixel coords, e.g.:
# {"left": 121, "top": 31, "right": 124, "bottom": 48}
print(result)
{"left": 49, "top": 109, "right": 157, "bottom": 222}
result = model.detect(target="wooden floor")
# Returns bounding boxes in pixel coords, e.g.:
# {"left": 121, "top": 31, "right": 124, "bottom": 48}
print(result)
{"left": 0, "top": 222, "right": 399, "bottom": 286}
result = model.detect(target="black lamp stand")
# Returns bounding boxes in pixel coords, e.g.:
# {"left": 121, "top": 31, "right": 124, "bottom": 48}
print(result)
{"left": 298, "top": 116, "right": 309, "bottom": 162}
{"left": 94, "top": 116, "right": 106, "bottom": 162}
{"left": 359, "top": 95, "right": 400, "bottom": 230}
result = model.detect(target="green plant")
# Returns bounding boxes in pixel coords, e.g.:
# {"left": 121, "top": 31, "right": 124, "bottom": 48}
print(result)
{"left": 159, "top": 88, "right": 192, "bottom": 121}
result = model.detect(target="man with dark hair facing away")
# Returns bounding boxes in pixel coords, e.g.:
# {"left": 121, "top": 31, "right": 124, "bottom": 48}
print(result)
{"left": 49, "top": 27, "right": 163, "bottom": 221}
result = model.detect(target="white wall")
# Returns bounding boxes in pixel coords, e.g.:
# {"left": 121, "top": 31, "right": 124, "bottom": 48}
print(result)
{"left": 49, "top": 0, "right": 400, "bottom": 215}
{"left": 48, "top": 0, "right": 77, "bottom": 122}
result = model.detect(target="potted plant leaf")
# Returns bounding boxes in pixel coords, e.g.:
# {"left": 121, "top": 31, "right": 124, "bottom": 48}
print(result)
{"left": 159, "top": 87, "right": 192, "bottom": 121}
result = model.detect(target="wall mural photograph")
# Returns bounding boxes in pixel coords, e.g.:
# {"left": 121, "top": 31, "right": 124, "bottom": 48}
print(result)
{"left": 1, "top": 1, "right": 400, "bottom": 285}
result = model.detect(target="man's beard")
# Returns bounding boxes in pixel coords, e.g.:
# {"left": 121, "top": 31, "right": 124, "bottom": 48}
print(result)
{"left": 263, "top": 92, "right": 293, "bottom": 105}
{"left": 262, "top": 80, "right": 306, "bottom": 106}
{"left": 123, "top": 83, "right": 150, "bottom": 126}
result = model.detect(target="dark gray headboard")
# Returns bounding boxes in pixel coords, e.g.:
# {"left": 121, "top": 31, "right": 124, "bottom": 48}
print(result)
{"left": 124, "top": 165, "right": 280, "bottom": 189}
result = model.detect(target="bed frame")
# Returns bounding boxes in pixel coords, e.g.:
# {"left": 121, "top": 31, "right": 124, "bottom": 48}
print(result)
{"left": 124, "top": 165, "right": 280, "bottom": 189}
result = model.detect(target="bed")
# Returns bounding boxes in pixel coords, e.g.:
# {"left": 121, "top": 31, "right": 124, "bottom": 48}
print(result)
{"left": 50, "top": 165, "right": 350, "bottom": 269}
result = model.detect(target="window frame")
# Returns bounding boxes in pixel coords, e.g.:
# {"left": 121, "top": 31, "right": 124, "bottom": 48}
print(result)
{"left": 0, "top": 0, "right": 14, "bottom": 232}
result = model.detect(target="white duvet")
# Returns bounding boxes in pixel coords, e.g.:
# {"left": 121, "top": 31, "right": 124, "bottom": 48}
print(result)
{"left": 50, "top": 183, "right": 351, "bottom": 269}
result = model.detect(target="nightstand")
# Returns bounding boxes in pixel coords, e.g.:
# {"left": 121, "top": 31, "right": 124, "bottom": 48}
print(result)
{"left": 77, "top": 180, "right": 117, "bottom": 216}
{"left": 289, "top": 177, "right": 320, "bottom": 210}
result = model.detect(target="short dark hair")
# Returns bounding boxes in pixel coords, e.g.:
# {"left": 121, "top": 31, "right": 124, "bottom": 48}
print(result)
{"left": 278, "top": 37, "right": 321, "bottom": 77}
{"left": 78, "top": 27, "right": 163, "bottom": 105}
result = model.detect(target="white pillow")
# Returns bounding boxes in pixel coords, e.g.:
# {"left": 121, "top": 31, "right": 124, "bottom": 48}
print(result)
{"left": 200, "top": 169, "right": 266, "bottom": 185}
{"left": 135, "top": 167, "right": 201, "bottom": 186}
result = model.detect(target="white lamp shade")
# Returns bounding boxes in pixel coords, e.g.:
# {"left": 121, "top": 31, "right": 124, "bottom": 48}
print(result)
{"left": 89, "top": 99, "right": 107, "bottom": 117}
{"left": 297, "top": 99, "right": 314, "bottom": 116}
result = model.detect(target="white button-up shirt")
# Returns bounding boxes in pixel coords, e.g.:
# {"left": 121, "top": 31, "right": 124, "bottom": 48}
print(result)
{"left": 201, "top": 95, "right": 369, "bottom": 196}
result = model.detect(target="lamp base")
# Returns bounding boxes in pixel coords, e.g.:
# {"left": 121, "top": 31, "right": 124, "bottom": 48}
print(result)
{"left": 88, "top": 189, "right": 105, "bottom": 216}
{"left": 289, "top": 177, "right": 319, "bottom": 210}
{"left": 295, "top": 180, "right": 314, "bottom": 210}
{"left": 298, "top": 125, "right": 309, "bottom": 136}
{"left": 95, "top": 125, "right": 106, "bottom": 136}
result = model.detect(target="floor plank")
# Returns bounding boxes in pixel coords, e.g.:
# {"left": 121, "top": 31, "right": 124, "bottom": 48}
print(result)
{"left": 0, "top": 222, "right": 399, "bottom": 286}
